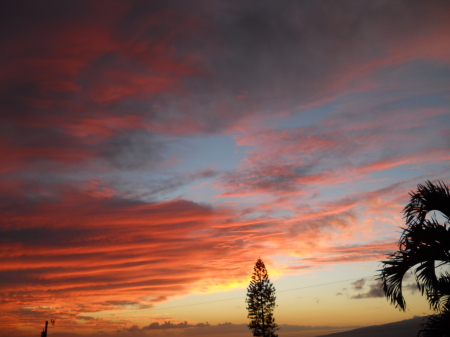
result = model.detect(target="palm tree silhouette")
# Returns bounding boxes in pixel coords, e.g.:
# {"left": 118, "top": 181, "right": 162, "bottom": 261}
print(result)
{"left": 379, "top": 181, "right": 450, "bottom": 336}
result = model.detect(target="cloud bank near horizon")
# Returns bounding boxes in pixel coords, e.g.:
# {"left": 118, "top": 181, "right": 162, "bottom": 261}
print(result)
{"left": 18, "top": 322, "right": 356, "bottom": 337}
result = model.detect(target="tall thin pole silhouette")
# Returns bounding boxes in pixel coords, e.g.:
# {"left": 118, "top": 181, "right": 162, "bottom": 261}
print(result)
{"left": 41, "top": 321, "right": 48, "bottom": 337}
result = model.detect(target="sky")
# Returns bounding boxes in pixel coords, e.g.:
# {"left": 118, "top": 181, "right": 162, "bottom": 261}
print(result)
{"left": 1, "top": 0, "right": 450, "bottom": 336}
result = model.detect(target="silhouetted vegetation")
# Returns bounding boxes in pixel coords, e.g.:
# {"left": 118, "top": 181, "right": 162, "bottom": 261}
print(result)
{"left": 246, "top": 258, "right": 279, "bottom": 337}
{"left": 379, "top": 181, "right": 450, "bottom": 336}
{"left": 143, "top": 321, "right": 209, "bottom": 330}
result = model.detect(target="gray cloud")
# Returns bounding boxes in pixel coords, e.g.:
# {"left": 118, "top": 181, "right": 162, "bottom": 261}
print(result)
{"left": 140, "top": 168, "right": 218, "bottom": 199}
{"left": 1, "top": 0, "right": 448, "bottom": 196}
{"left": 351, "top": 279, "right": 384, "bottom": 299}
{"left": 77, "top": 316, "right": 99, "bottom": 321}
{"left": 143, "top": 321, "right": 208, "bottom": 330}
{"left": 99, "top": 131, "right": 169, "bottom": 170}
{"left": 351, "top": 278, "right": 366, "bottom": 291}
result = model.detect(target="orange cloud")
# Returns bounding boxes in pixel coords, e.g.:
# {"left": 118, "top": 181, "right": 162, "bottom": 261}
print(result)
{"left": 0, "top": 178, "right": 409, "bottom": 333}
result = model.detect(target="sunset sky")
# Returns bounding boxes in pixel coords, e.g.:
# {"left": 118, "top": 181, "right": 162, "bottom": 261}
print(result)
{"left": 1, "top": 1, "right": 450, "bottom": 336}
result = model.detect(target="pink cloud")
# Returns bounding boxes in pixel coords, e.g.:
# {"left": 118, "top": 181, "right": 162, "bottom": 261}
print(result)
{"left": 298, "top": 242, "right": 397, "bottom": 266}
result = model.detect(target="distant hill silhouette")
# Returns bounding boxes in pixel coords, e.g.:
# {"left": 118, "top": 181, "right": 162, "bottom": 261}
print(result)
{"left": 317, "top": 316, "right": 425, "bottom": 337}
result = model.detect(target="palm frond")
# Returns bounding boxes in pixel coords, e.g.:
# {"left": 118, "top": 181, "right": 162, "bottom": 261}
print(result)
{"left": 403, "top": 180, "right": 450, "bottom": 234}
{"left": 380, "top": 219, "right": 450, "bottom": 310}
{"left": 380, "top": 181, "right": 450, "bottom": 312}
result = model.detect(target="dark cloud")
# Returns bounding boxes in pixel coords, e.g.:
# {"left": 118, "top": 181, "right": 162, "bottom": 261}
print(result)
{"left": 351, "top": 279, "right": 384, "bottom": 299}
{"left": 2, "top": 0, "right": 448, "bottom": 132}
{"left": 141, "top": 168, "right": 218, "bottom": 198}
{"left": 142, "top": 321, "right": 208, "bottom": 330}
{"left": 0, "top": 0, "right": 448, "bottom": 201}
{"left": 126, "top": 325, "right": 140, "bottom": 333}
{"left": 99, "top": 131, "right": 168, "bottom": 170}
{"left": 351, "top": 278, "right": 366, "bottom": 291}
{"left": 78, "top": 316, "right": 99, "bottom": 321}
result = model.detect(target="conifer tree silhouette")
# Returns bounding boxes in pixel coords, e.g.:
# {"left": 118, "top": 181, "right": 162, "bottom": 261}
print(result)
{"left": 246, "top": 258, "right": 279, "bottom": 337}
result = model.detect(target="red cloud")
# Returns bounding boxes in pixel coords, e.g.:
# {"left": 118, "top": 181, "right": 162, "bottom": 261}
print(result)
{"left": 0, "top": 188, "right": 266, "bottom": 332}
{"left": 0, "top": 1, "right": 206, "bottom": 177}
{"left": 0, "top": 178, "right": 407, "bottom": 333}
